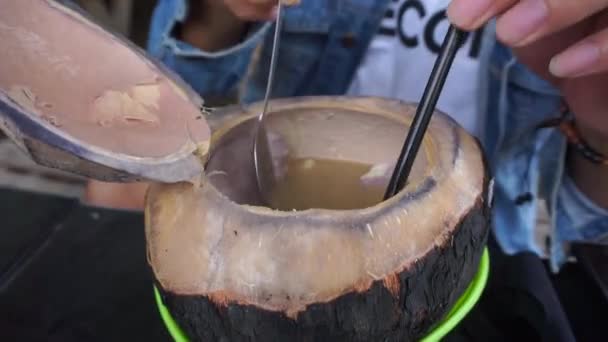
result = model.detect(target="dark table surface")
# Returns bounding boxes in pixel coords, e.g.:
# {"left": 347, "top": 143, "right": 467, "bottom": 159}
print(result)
{"left": 0, "top": 187, "right": 605, "bottom": 342}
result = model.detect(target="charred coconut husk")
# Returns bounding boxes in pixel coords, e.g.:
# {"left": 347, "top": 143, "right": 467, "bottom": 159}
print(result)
{"left": 145, "top": 97, "right": 491, "bottom": 341}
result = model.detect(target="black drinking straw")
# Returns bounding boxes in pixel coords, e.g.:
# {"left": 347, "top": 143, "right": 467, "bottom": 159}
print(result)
{"left": 384, "top": 25, "right": 466, "bottom": 200}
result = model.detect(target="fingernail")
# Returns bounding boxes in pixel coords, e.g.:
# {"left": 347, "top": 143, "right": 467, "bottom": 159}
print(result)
{"left": 550, "top": 42, "right": 601, "bottom": 77}
{"left": 447, "top": 0, "right": 493, "bottom": 28}
{"left": 497, "top": 0, "right": 548, "bottom": 45}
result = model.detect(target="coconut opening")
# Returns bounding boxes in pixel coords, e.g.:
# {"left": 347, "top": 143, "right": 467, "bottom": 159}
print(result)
{"left": 206, "top": 107, "right": 429, "bottom": 211}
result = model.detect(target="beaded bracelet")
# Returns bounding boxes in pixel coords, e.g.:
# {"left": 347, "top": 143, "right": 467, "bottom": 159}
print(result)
{"left": 538, "top": 103, "right": 608, "bottom": 167}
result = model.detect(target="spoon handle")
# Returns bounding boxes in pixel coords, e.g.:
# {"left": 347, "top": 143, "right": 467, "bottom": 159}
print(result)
{"left": 253, "top": 2, "right": 284, "bottom": 205}
{"left": 259, "top": 2, "right": 284, "bottom": 123}
{"left": 384, "top": 25, "right": 466, "bottom": 200}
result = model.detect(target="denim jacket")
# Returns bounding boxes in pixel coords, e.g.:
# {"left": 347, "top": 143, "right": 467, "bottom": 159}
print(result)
{"left": 147, "top": 0, "right": 608, "bottom": 272}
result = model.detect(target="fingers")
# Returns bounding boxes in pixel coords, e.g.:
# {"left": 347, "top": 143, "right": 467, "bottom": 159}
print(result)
{"left": 449, "top": 0, "right": 608, "bottom": 47}
{"left": 224, "top": 0, "right": 278, "bottom": 21}
{"left": 550, "top": 27, "right": 608, "bottom": 77}
{"left": 496, "top": 0, "right": 608, "bottom": 46}
{"left": 448, "top": 0, "right": 516, "bottom": 31}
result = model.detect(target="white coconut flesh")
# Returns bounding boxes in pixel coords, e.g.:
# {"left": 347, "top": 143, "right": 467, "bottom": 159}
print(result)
{"left": 146, "top": 101, "right": 485, "bottom": 318}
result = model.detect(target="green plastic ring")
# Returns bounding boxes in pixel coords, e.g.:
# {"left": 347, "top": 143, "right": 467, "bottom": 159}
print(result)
{"left": 155, "top": 247, "right": 490, "bottom": 342}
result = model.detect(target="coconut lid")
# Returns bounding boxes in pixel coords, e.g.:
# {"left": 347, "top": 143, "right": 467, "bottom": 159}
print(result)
{"left": 0, "top": 0, "right": 211, "bottom": 183}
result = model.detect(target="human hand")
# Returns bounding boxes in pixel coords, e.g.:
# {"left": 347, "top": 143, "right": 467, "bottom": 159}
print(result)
{"left": 447, "top": 0, "right": 608, "bottom": 78}
{"left": 448, "top": 0, "right": 608, "bottom": 138}
{"left": 448, "top": 0, "right": 608, "bottom": 209}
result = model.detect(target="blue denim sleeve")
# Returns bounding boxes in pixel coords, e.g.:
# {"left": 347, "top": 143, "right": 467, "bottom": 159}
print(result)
{"left": 551, "top": 166, "right": 608, "bottom": 272}
{"left": 146, "top": 0, "right": 271, "bottom": 98}
{"left": 482, "top": 30, "right": 608, "bottom": 272}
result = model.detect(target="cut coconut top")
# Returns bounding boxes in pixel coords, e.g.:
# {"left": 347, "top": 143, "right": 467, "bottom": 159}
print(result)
{"left": 0, "top": 0, "right": 210, "bottom": 183}
{"left": 146, "top": 97, "right": 488, "bottom": 317}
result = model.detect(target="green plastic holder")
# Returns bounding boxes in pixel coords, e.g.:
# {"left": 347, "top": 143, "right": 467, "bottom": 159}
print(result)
{"left": 155, "top": 247, "right": 490, "bottom": 342}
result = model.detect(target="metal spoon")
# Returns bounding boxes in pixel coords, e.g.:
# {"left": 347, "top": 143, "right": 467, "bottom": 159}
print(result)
{"left": 384, "top": 25, "right": 466, "bottom": 199}
{"left": 253, "top": 2, "right": 284, "bottom": 205}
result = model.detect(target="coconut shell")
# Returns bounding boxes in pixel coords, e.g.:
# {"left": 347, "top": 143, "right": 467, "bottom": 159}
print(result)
{"left": 0, "top": 0, "right": 210, "bottom": 183}
{"left": 145, "top": 97, "right": 491, "bottom": 341}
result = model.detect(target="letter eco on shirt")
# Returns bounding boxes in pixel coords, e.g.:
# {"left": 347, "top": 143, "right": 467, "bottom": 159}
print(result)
{"left": 347, "top": 0, "right": 488, "bottom": 138}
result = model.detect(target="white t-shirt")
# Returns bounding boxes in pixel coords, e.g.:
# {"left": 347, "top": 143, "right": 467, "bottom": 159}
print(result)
{"left": 347, "top": 0, "right": 487, "bottom": 137}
